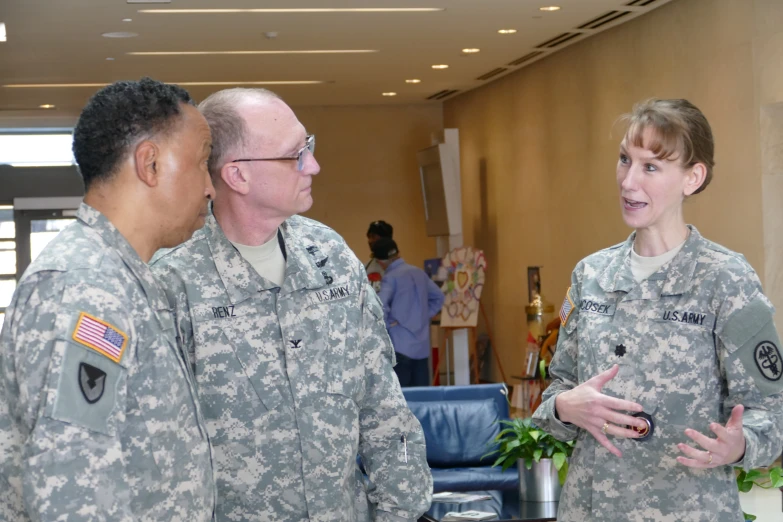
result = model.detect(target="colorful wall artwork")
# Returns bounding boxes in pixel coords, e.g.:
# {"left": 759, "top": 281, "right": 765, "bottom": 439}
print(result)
{"left": 439, "top": 246, "right": 487, "bottom": 328}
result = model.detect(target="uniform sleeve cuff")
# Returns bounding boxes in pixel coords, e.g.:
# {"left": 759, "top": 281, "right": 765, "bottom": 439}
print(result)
{"left": 532, "top": 395, "right": 579, "bottom": 441}
{"left": 732, "top": 429, "right": 752, "bottom": 470}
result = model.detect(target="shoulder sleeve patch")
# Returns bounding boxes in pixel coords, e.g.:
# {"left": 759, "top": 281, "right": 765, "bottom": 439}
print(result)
{"left": 71, "top": 312, "right": 128, "bottom": 364}
{"left": 722, "top": 295, "right": 783, "bottom": 397}
{"left": 559, "top": 287, "right": 575, "bottom": 326}
{"left": 51, "top": 342, "right": 124, "bottom": 435}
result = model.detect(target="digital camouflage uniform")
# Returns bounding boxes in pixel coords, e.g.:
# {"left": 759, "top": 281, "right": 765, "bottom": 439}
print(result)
{"left": 151, "top": 213, "right": 432, "bottom": 522}
{"left": 0, "top": 204, "right": 215, "bottom": 521}
{"left": 534, "top": 226, "right": 783, "bottom": 522}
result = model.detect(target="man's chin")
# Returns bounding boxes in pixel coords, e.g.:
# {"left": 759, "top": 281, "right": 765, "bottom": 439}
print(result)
{"left": 299, "top": 195, "right": 314, "bottom": 213}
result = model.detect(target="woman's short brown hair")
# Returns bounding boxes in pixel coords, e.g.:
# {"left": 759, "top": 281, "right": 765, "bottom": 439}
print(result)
{"left": 620, "top": 98, "right": 715, "bottom": 195}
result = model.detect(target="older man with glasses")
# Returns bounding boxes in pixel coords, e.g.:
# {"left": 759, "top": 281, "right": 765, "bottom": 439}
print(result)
{"left": 151, "top": 88, "right": 432, "bottom": 522}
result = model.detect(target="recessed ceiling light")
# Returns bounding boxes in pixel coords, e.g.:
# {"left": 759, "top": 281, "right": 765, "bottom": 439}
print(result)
{"left": 122, "top": 18, "right": 133, "bottom": 22}
{"left": 138, "top": 8, "right": 444, "bottom": 13}
{"left": 498, "top": 29, "right": 517, "bottom": 34}
{"left": 382, "top": 92, "right": 397, "bottom": 97}
{"left": 128, "top": 49, "right": 378, "bottom": 56}
{"left": 462, "top": 48, "right": 480, "bottom": 54}
{"left": 102, "top": 31, "right": 138, "bottom": 38}
{"left": 3, "top": 81, "right": 329, "bottom": 88}
{"left": 39, "top": 104, "right": 56, "bottom": 109}
{"left": 431, "top": 64, "right": 449, "bottom": 69}
{"left": 0, "top": 23, "right": 6, "bottom": 42}
{"left": 539, "top": 6, "right": 561, "bottom": 11}
{"left": 405, "top": 79, "right": 421, "bottom": 84}
{"left": 106, "top": 57, "right": 115, "bottom": 61}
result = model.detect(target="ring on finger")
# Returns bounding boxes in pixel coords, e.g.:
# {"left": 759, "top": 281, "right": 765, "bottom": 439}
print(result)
{"left": 602, "top": 422, "right": 610, "bottom": 434}
{"left": 707, "top": 451, "right": 713, "bottom": 465}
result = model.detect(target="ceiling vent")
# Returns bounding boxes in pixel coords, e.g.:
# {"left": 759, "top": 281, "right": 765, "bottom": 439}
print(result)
{"left": 578, "top": 10, "right": 631, "bottom": 29}
{"left": 626, "top": 0, "right": 658, "bottom": 6}
{"left": 476, "top": 68, "right": 507, "bottom": 81}
{"left": 508, "top": 51, "right": 545, "bottom": 67}
{"left": 426, "top": 89, "right": 460, "bottom": 101}
{"left": 535, "top": 32, "right": 581, "bottom": 49}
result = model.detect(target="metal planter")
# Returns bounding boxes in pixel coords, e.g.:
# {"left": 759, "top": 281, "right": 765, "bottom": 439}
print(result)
{"left": 518, "top": 458, "right": 562, "bottom": 502}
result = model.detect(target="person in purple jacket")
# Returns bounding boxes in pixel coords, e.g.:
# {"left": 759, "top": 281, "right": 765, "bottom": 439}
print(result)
{"left": 373, "top": 237, "right": 445, "bottom": 387}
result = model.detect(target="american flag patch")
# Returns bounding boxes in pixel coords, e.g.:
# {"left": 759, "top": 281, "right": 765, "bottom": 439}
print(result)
{"left": 72, "top": 312, "right": 128, "bottom": 363}
{"left": 559, "top": 287, "right": 575, "bottom": 326}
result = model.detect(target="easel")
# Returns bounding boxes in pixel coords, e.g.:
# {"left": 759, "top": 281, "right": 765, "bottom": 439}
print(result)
{"left": 434, "top": 302, "right": 508, "bottom": 385}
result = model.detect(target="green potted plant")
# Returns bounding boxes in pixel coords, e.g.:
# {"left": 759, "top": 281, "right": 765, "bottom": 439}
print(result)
{"left": 483, "top": 417, "right": 575, "bottom": 502}
{"left": 736, "top": 464, "right": 783, "bottom": 521}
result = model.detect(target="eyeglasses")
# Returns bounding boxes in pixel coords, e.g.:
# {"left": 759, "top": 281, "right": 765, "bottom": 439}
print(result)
{"left": 231, "top": 134, "right": 315, "bottom": 172}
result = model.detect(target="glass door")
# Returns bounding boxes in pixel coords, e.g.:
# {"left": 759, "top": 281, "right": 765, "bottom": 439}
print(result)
{"left": 0, "top": 206, "right": 15, "bottom": 330}
{"left": 15, "top": 209, "right": 77, "bottom": 280}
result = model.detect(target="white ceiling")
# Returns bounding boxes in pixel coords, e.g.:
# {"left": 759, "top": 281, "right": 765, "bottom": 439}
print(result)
{"left": 0, "top": 0, "right": 672, "bottom": 128}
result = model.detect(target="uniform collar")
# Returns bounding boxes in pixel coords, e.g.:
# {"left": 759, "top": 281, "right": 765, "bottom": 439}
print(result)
{"left": 204, "top": 213, "right": 328, "bottom": 304}
{"left": 597, "top": 225, "right": 703, "bottom": 297}
{"left": 77, "top": 203, "right": 168, "bottom": 310}
{"left": 278, "top": 218, "right": 328, "bottom": 295}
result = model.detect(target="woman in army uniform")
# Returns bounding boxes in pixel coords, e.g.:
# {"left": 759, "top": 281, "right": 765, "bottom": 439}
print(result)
{"left": 533, "top": 98, "right": 783, "bottom": 521}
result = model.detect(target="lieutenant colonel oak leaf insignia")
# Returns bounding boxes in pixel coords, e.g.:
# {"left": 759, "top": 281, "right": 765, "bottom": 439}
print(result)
{"left": 72, "top": 312, "right": 128, "bottom": 364}
{"left": 559, "top": 287, "right": 575, "bottom": 326}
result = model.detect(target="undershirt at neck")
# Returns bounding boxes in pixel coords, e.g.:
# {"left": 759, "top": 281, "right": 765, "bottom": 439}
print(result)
{"left": 230, "top": 230, "right": 286, "bottom": 287}
{"left": 630, "top": 238, "right": 687, "bottom": 283}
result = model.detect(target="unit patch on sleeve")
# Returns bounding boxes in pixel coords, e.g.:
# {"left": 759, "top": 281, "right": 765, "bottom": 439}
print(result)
{"left": 72, "top": 312, "right": 128, "bottom": 363}
{"left": 723, "top": 295, "right": 783, "bottom": 397}
{"left": 79, "top": 363, "right": 107, "bottom": 403}
{"left": 754, "top": 341, "right": 782, "bottom": 382}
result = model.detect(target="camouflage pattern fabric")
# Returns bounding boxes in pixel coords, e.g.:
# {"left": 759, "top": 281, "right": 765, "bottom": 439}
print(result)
{"left": 0, "top": 203, "right": 216, "bottom": 521}
{"left": 534, "top": 226, "right": 783, "bottom": 521}
{"left": 152, "top": 212, "right": 432, "bottom": 522}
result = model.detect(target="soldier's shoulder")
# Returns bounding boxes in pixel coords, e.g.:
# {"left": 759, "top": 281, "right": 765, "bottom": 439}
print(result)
{"left": 22, "top": 223, "right": 134, "bottom": 288}
{"left": 13, "top": 261, "right": 133, "bottom": 322}
{"left": 693, "top": 237, "right": 759, "bottom": 294}
{"left": 575, "top": 240, "right": 625, "bottom": 273}
{"left": 286, "top": 215, "right": 355, "bottom": 256}
{"left": 24, "top": 223, "right": 105, "bottom": 275}
{"left": 286, "top": 215, "right": 345, "bottom": 244}
{"left": 150, "top": 227, "right": 209, "bottom": 270}
{"left": 286, "top": 215, "right": 364, "bottom": 277}
{"left": 697, "top": 237, "right": 754, "bottom": 272}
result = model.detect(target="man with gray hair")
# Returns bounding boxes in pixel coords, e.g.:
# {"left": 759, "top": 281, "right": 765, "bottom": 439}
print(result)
{"left": 152, "top": 88, "right": 432, "bottom": 521}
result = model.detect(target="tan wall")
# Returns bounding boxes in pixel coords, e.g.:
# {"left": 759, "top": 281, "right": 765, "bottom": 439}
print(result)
{"left": 444, "top": 0, "right": 767, "bottom": 382}
{"left": 296, "top": 104, "right": 443, "bottom": 269}
{"left": 755, "top": 0, "right": 783, "bottom": 327}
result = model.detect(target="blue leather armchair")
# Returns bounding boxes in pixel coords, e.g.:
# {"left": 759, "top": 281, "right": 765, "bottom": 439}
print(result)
{"left": 403, "top": 384, "right": 519, "bottom": 492}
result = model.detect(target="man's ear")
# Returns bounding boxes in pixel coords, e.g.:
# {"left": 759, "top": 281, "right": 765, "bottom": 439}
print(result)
{"left": 134, "top": 140, "right": 160, "bottom": 188}
{"left": 221, "top": 163, "right": 251, "bottom": 195}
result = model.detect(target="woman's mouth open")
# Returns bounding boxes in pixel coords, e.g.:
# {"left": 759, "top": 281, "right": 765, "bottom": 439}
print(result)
{"left": 623, "top": 198, "right": 647, "bottom": 210}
